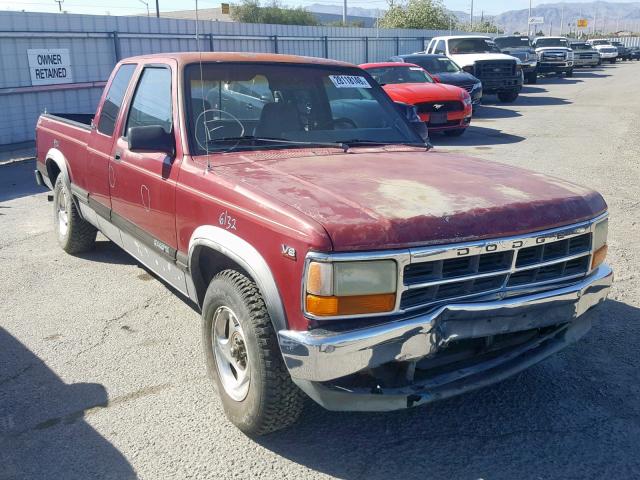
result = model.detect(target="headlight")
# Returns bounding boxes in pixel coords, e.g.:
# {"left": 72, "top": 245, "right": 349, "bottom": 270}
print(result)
{"left": 592, "top": 218, "right": 608, "bottom": 269}
{"left": 461, "top": 90, "right": 472, "bottom": 106}
{"left": 305, "top": 260, "right": 397, "bottom": 316}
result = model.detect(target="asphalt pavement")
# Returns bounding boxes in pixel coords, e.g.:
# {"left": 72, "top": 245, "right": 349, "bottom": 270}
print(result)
{"left": 1, "top": 62, "right": 640, "bottom": 480}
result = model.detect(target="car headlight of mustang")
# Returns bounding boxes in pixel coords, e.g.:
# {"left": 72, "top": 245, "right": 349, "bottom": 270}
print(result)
{"left": 305, "top": 260, "right": 397, "bottom": 316}
{"left": 461, "top": 90, "right": 472, "bottom": 106}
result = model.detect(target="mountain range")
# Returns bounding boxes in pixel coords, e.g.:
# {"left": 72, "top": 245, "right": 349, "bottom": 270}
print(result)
{"left": 307, "top": 1, "right": 640, "bottom": 33}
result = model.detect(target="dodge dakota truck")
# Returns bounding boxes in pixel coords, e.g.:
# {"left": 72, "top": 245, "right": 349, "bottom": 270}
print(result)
{"left": 35, "top": 52, "right": 612, "bottom": 436}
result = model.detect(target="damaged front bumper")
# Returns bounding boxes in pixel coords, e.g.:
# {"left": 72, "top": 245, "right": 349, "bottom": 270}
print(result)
{"left": 278, "top": 264, "right": 612, "bottom": 411}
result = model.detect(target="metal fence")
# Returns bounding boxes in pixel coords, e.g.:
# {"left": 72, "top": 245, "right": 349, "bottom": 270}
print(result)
{"left": 0, "top": 10, "right": 480, "bottom": 146}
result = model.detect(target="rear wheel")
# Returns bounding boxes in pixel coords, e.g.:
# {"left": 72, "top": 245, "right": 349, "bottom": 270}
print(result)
{"left": 497, "top": 91, "right": 519, "bottom": 103}
{"left": 52, "top": 175, "right": 97, "bottom": 254}
{"left": 202, "top": 270, "right": 304, "bottom": 436}
{"left": 443, "top": 128, "right": 466, "bottom": 137}
{"left": 526, "top": 72, "right": 537, "bottom": 84}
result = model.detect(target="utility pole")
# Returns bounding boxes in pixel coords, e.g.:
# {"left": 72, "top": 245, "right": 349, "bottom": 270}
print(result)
{"left": 549, "top": 20, "right": 552, "bottom": 36}
{"left": 470, "top": 0, "right": 474, "bottom": 31}
{"left": 138, "top": 0, "right": 150, "bottom": 17}
{"left": 527, "top": 0, "right": 532, "bottom": 37}
{"left": 342, "top": 0, "right": 347, "bottom": 25}
{"left": 560, "top": 4, "right": 564, "bottom": 35}
{"left": 54, "top": 0, "right": 64, "bottom": 12}
{"left": 155, "top": 0, "right": 160, "bottom": 18}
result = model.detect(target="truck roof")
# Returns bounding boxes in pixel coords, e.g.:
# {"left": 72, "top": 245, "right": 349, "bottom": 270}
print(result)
{"left": 430, "top": 35, "right": 491, "bottom": 40}
{"left": 121, "top": 52, "right": 354, "bottom": 68}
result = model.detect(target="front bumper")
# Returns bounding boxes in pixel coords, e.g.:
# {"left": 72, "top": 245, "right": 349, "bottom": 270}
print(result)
{"left": 574, "top": 57, "right": 600, "bottom": 66}
{"left": 538, "top": 61, "right": 574, "bottom": 72}
{"left": 479, "top": 76, "right": 522, "bottom": 94}
{"left": 279, "top": 264, "right": 612, "bottom": 409}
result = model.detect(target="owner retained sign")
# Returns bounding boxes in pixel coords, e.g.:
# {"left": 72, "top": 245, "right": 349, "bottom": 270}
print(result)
{"left": 27, "top": 49, "right": 73, "bottom": 86}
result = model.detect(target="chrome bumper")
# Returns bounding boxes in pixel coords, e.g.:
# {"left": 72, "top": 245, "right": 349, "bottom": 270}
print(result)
{"left": 278, "top": 264, "right": 612, "bottom": 383}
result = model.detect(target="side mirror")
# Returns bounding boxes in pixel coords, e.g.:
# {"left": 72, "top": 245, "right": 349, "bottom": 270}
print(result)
{"left": 395, "top": 101, "right": 429, "bottom": 142}
{"left": 128, "top": 125, "right": 175, "bottom": 156}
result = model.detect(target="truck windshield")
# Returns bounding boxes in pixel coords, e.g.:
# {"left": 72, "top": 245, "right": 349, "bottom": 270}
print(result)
{"left": 536, "top": 38, "right": 569, "bottom": 48}
{"left": 571, "top": 43, "right": 591, "bottom": 50}
{"left": 185, "top": 63, "right": 422, "bottom": 154}
{"left": 404, "top": 56, "right": 461, "bottom": 73}
{"left": 494, "top": 37, "right": 531, "bottom": 48}
{"left": 365, "top": 66, "right": 434, "bottom": 85}
{"left": 449, "top": 38, "right": 500, "bottom": 54}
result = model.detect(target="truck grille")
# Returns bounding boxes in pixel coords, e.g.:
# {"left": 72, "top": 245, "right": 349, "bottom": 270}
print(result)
{"left": 416, "top": 101, "right": 463, "bottom": 113}
{"left": 400, "top": 229, "right": 594, "bottom": 311}
{"left": 474, "top": 60, "right": 516, "bottom": 78}
{"left": 541, "top": 51, "right": 568, "bottom": 61}
{"left": 578, "top": 53, "right": 598, "bottom": 59}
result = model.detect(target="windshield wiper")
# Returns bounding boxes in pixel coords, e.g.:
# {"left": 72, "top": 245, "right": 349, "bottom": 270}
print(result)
{"left": 338, "top": 139, "right": 430, "bottom": 149}
{"left": 205, "top": 135, "right": 344, "bottom": 150}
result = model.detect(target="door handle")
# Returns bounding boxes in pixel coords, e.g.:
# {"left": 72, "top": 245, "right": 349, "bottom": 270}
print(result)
{"left": 114, "top": 151, "right": 122, "bottom": 161}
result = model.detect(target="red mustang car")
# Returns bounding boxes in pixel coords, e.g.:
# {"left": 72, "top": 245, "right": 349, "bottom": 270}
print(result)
{"left": 360, "top": 62, "right": 473, "bottom": 136}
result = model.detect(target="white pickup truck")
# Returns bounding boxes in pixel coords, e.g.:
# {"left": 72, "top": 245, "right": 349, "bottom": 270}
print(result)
{"left": 587, "top": 39, "right": 619, "bottom": 64}
{"left": 425, "top": 35, "right": 523, "bottom": 103}
{"left": 532, "top": 36, "right": 575, "bottom": 77}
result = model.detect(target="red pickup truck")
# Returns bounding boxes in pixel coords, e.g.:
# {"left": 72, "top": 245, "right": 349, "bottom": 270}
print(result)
{"left": 35, "top": 52, "right": 612, "bottom": 436}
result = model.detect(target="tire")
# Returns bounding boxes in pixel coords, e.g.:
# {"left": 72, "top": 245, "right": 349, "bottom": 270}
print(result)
{"left": 443, "top": 128, "right": 466, "bottom": 137}
{"left": 497, "top": 91, "right": 519, "bottom": 103}
{"left": 609, "top": 59, "right": 616, "bottom": 64}
{"left": 52, "top": 175, "right": 97, "bottom": 254}
{"left": 526, "top": 72, "right": 537, "bottom": 84}
{"left": 565, "top": 68, "right": 574, "bottom": 78}
{"left": 202, "top": 270, "right": 304, "bottom": 436}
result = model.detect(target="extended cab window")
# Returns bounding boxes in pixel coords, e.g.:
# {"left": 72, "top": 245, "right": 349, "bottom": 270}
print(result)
{"left": 125, "top": 67, "right": 172, "bottom": 136}
{"left": 97, "top": 64, "right": 136, "bottom": 136}
{"left": 435, "top": 40, "right": 446, "bottom": 54}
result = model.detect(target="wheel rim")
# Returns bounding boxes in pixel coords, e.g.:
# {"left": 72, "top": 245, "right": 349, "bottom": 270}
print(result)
{"left": 57, "top": 186, "right": 69, "bottom": 238}
{"left": 212, "top": 306, "right": 250, "bottom": 401}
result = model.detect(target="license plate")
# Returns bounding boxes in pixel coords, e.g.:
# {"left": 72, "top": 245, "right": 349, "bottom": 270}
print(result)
{"left": 429, "top": 113, "right": 447, "bottom": 125}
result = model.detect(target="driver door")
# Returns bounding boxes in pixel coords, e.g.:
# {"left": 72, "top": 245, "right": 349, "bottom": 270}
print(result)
{"left": 109, "top": 63, "right": 180, "bottom": 255}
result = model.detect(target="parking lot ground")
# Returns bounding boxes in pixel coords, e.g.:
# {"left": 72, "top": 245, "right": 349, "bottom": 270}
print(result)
{"left": 1, "top": 62, "right": 640, "bottom": 480}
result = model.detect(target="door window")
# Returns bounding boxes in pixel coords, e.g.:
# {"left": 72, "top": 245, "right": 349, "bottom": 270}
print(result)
{"left": 125, "top": 67, "right": 173, "bottom": 136}
{"left": 435, "top": 40, "right": 446, "bottom": 55}
{"left": 97, "top": 64, "right": 136, "bottom": 136}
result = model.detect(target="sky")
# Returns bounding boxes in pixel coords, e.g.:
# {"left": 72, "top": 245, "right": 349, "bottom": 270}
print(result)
{"left": 0, "top": 0, "right": 639, "bottom": 17}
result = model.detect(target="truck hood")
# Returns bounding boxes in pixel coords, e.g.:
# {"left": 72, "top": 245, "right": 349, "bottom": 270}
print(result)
{"left": 214, "top": 148, "right": 606, "bottom": 251}
{"left": 449, "top": 53, "right": 517, "bottom": 68}
{"left": 535, "top": 47, "right": 572, "bottom": 53}
{"left": 382, "top": 82, "right": 464, "bottom": 103}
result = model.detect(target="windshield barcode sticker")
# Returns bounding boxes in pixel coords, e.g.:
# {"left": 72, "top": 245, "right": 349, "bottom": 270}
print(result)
{"left": 329, "top": 75, "right": 371, "bottom": 88}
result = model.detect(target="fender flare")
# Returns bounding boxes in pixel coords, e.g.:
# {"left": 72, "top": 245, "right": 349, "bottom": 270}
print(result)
{"left": 44, "top": 148, "right": 71, "bottom": 191}
{"left": 188, "top": 225, "right": 288, "bottom": 331}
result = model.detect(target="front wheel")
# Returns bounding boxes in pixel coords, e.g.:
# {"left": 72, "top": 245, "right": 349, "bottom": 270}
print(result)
{"left": 526, "top": 72, "right": 537, "bottom": 84}
{"left": 565, "top": 68, "right": 574, "bottom": 78}
{"left": 497, "top": 91, "right": 519, "bottom": 103}
{"left": 52, "top": 175, "right": 97, "bottom": 254}
{"left": 443, "top": 128, "right": 466, "bottom": 137}
{"left": 202, "top": 270, "right": 304, "bottom": 436}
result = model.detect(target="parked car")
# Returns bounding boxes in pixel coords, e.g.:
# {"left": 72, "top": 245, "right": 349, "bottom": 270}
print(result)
{"left": 388, "top": 53, "right": 482, "bottom": 104}
{"left": 630, "top": 46, "right": 640, "bottom": 60}
{"left": 569, "top": 41, "right": 601, "bottom": 67}
{"left": 587, "top": 39, "right": 618, "bottom": 64}
{"left": 493, "top": 35, "right": 539, "bottom": 84}
{"left": 35, "top": 52, "right": 613, "bottom": 435}
{"left": 532, "top": 36, "right": 575, "bottom": 77}
{"left": 424, "top": 35, "right": 522, "bottom": 102}
{"left": 610, "top": 41, "right": 631, "bottom": 61}
{"left": 360, "top": 62, "right": 472, "bottom": 136}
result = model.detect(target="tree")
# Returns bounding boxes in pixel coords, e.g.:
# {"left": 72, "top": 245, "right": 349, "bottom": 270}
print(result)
{"left": 379, "top": 0, "right": 451, "bottom": 30}
{"left": 231, "top": 0, "right": 319, "bottom": 26}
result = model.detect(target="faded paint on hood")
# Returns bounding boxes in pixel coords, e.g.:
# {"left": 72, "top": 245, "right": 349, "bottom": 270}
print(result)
{"left": 382, "top": 82, "right": 465, "bottom": 104}
{"left": 212, "top": 148, "right": 607, "bottom": 251}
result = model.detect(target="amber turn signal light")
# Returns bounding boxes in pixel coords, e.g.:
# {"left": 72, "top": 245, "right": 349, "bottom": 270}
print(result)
{"left": 591, "top": 244, "right": 608, "bottom": 270}
{"left": 306, "top": 293, "right": 396, "bottom": 317}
